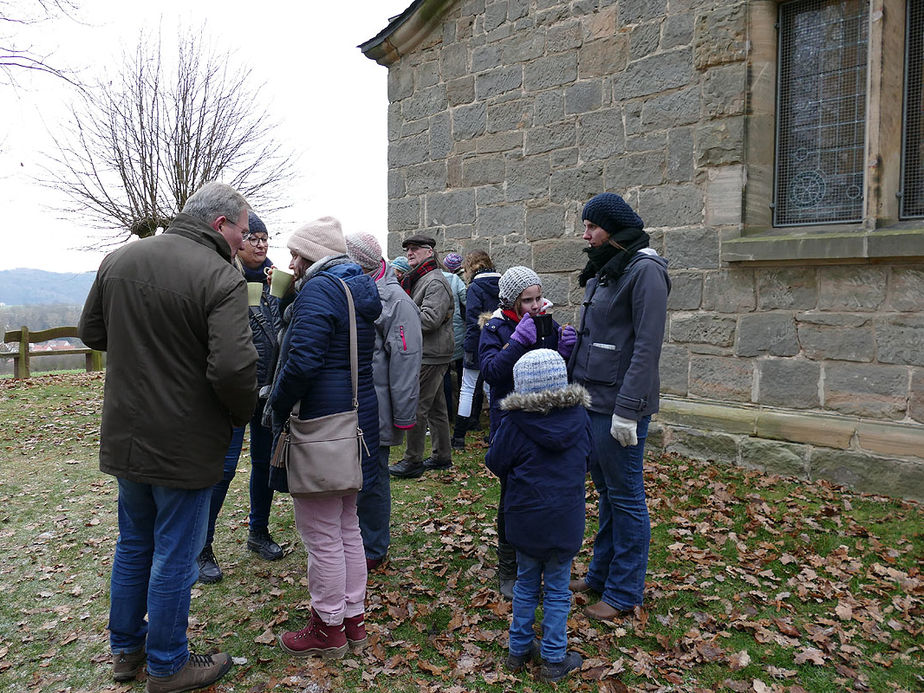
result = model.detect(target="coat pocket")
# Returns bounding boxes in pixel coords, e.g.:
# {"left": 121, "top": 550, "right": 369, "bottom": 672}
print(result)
{"left": 583, "top": 342, "right": 621, "bottom": 386}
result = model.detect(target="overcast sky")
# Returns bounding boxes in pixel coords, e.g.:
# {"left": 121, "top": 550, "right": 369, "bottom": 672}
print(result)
{"left": 0, "top": 0, "right": 410, "bottom": 274}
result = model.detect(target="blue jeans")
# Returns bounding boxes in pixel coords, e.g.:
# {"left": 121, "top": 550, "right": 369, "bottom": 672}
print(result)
{"left": 205, "top": 406, "right": 275, "bottom": 546}
{"left": 509, "top": 552, "right": 572, "bottom": 664}
{"left": 585, "top": 413, "right": 650, "bottom": 610}
{"left": 109, "top": 479, "right": 211, "bottom": 677}
{"left": 357, "top": 445, "right": 391, "bottom": 560}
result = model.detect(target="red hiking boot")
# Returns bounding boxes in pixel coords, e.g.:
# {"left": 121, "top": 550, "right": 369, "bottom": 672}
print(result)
{"left": 278, "top": 608, "right": 347, "bottom": 659}
{"left": 344, "top": 613, "right": 368, "bottom": 651}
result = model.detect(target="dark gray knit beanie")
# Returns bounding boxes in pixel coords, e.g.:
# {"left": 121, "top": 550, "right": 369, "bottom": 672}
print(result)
{"left": 582, "top": 193, "right": 643, "bottom": 235}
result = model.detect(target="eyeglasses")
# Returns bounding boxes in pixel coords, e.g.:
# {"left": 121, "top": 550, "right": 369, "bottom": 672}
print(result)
{"left": 243, "top": 235, "right": 269, "bottom": 247}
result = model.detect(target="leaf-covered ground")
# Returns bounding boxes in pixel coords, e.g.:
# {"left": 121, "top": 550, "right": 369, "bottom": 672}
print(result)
{"left": 0, "top": 373, "right": 921, "bottom": 692}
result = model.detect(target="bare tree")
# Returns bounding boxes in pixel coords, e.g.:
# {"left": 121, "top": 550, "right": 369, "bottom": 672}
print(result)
{"left": 0, "top": 0, "right": 80, "bottom": 86}
{"left": 45, "top": 29, "right": 294, "bottom": 242}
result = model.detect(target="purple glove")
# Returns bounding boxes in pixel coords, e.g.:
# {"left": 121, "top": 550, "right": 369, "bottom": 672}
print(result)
{"left": 510, "top": 312, "right": 536, "bottom": 346}
{"left": 558, "top": 325, "right": 577, "bottom": 359}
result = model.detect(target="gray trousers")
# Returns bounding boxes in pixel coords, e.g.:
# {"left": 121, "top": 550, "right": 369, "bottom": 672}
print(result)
{"left": 406, "top": 362, "right": 451, "bottom": 463}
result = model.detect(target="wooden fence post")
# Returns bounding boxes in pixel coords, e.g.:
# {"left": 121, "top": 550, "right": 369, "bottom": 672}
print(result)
{"left": 15, "top": 326, "right": 30, "bottom": 379}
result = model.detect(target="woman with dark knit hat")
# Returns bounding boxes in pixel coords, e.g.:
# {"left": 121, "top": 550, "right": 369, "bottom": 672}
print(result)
{"left": 267, "top": 216, "right": 382, "bottom": 658}
{"left": 567, "top": 193, "right": 671, "bottom": 622}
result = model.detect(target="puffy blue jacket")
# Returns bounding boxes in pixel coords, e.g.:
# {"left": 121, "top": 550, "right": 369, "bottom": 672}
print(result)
{"left": 269, "top": 260, "right": 382, "bottom": 492}
{"left": 479, "top": 310, "right": 560, "bottom": 438}
{"left": 485, "top": 384, "right": 592, "bottom": 562}
{"left": 462, "top": 270, "right": 500, "bottom": 355}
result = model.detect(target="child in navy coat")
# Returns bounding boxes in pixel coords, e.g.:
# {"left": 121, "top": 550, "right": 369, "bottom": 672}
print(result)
{"left": 485, "top": 349, "right": 592, "bottom": 683}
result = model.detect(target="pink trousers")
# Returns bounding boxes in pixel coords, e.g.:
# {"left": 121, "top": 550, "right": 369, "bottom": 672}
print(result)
{"left": 292, "top": 493, "right": 367, "bottom": 625}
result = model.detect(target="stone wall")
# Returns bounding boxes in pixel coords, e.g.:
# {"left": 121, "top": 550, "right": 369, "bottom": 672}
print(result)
{"left": 379, "top": 0, "right": 924, "bottom": 500}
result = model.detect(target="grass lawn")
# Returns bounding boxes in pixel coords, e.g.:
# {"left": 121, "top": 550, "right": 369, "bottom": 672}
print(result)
{"left": 0, "top": 372, "right": 920, "bottom": 692}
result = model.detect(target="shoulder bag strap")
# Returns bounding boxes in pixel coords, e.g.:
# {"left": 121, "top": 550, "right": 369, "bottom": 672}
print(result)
{"left": 336, "top": 277, "right": 359, "bottom": 409}
{"left": 289, "top": 276, "right": 359, "bottom": 417}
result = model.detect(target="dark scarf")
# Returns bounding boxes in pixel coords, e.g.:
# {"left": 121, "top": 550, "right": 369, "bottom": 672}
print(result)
{"left": 242, "top": 257, "right": 272, "bottom": 284}
{"left": 578, "top": 227, "right": 650, "bottom": 287}
{"left": 400, "top": 257, "right": 440, "bottom": 294}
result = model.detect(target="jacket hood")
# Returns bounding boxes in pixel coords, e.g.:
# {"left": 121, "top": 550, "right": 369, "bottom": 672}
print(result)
{"left": 627, "top": 247, "right": 668, "bottom": 272}
{"left": 500, "top": 385, "right": 592, "bottom": 451}
{"left": 322, "top": 260, "right": 382, "bottom": 323}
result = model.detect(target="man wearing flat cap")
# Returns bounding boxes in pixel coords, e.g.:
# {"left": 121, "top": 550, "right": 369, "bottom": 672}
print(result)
{"left": 389, "top": 234, "right": 455, "bottom": 478}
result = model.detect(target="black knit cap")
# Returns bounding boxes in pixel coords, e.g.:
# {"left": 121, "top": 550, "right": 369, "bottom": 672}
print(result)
{"left": 247, "top": 210, "right": 268, "bottom": 236}
{"left": 582, "top": 193, "right": 644, "bottom": 236}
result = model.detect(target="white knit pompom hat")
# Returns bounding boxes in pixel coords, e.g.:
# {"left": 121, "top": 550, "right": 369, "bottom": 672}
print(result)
{"left": 287, "top": 216, "right": 346, "bottom": 263}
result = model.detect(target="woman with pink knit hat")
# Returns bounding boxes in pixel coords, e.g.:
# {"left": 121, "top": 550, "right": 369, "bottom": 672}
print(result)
{"left": 267, "top": 216, "right": 382, "bottom": 658}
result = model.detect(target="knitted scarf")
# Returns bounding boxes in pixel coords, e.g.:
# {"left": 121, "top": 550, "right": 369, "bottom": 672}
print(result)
{"left": 578, "top": 227, "right": 650, "bottom": 287}
{"left": 400, "top": 257, "right": 440, "bottom": 294}
{"left": 242, "top": 257, "right": 272, "bottom": 284}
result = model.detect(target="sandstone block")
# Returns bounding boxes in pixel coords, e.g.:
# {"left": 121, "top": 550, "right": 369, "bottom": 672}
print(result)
{"left": 824, "top": 363, "right": 909, "bottom": 419}
{"left": 817, "top": 267, "right": 888, "bottom": 311}
{"left": 426, "top": 189, "right": 476, "bottom": 226}
{"left": 476, "top": 203, "right": 525, "bottom": 237}
{"left": 525, "top": 52, "right": 578, "bottom": 90}
{"left": 532, "top": 238, "right": 588, "bottom": 272}
{"left": 736, "top": 313, "right": 799, "bottom": 357}
{"left": 739, "top": 438, "right": 808, "bottom": 478}
{"left": 611, "top": 48, "right": 693, "bottom": 99}
{"left": 659, "top": 343, "right": 690, "bottom": 395}
{"left": 475, "top": 65, "right": 524, "bottom": 99}
{"left": 689, "top": 354, "right": 753, "bottom": 401}
{"left": 693, "top": 3, "right": 746, "bottom": 69}
{"left": 810, "top": 449, "right": 924, "bottom": 502}
{"left": 666, "top": 271, "right": 703, "bottom": 310}
{"left": 702, "top": 269, "right": 756, "bottom": 313}
{"left": 757, "top": 359, "right": 820, "bottom": 408}
{"left": 663, "top": 227, "right": 720, "bottom": 270}
{"left": 757, "top": 269, "right": 818, "bottom": 310}
{"left": 670, "top": 313, "right": 737, "bottom": 347}
{"left": 875, "top": 314, "right": 924, "bottom": 366}
{"left": 888, "top": 267, "right": 924, "bottom": 312}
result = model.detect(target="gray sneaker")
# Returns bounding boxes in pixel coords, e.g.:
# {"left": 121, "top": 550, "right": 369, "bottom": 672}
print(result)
{"left": 145, "top": 652, "right": 232, "bottom": 693}
{"left": 112, "top": 647, "right": 145, "bottom": 681}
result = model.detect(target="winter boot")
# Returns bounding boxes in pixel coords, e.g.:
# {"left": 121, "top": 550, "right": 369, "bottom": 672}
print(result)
{"left": 497, "top": 539, "right": 518, "bottom": 600}
{"left": 344, "top": 613, "right": 368, "bottom": 651}
{"left": 278, "top": 608, "right": 348, "bottom": 658}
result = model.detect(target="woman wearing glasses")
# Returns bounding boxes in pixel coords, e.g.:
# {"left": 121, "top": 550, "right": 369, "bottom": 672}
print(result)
{"left": 197, "top": 211, "right": 286, "bottom": 584}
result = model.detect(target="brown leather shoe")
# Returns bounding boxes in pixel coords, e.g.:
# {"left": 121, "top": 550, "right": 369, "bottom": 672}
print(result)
{"left": 584, "top": 600, "right": 633, "bottom": 622}
{"left": 569, "top": 578, "right": 594, "bottom": 593}
{"left": 145, "top": 652, "right": 232, "bottom": 693}
{"left": 112, "top": 647, "right": 145, "bottom": 681}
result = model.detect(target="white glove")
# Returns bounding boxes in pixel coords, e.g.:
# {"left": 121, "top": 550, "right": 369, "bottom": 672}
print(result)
{"left": 610, "top": 414, "right": 638, "bottom": 447}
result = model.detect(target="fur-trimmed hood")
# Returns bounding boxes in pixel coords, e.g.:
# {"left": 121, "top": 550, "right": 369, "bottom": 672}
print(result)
{"left": 500, "top": 383, "right": 591, "bottom": 414}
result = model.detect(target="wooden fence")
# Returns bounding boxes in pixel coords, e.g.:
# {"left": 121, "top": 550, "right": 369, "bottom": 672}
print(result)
{"left": 1, "top": 326, "right": 103, "bottom": 378}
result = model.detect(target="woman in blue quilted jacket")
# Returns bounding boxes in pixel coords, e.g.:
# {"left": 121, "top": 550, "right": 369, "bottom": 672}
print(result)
{"left": 268, "top": 217, "right": 381, "bottom": 659}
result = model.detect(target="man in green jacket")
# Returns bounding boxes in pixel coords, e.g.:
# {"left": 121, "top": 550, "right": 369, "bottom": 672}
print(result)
{"left": 79, "top": 181, "right": 258, "bottom": 693}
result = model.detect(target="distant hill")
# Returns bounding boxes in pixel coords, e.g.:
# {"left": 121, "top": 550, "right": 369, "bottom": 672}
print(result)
{"left": 0, "top": 269, "right": 95, "bottom": 306}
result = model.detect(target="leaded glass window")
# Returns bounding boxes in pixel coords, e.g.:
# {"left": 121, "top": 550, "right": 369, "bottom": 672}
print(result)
{"left": 901, "top": 0, "right": 924, "bottom": 218}
{"left": 774, "top": 0, "right": 869, "bottom": 226}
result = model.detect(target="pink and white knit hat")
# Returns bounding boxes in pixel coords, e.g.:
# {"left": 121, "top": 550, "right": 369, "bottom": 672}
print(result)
{"left": 344, "top": 232, "right": 383, "bottom": 270}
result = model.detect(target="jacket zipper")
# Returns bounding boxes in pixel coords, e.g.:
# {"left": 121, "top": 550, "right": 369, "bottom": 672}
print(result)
{"left": 400, "top": 326, "right": 407, "bottom": 351}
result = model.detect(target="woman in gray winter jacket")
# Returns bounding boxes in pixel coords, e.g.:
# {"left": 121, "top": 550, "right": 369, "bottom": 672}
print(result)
{"left": 567, "top": 193, "right": 670, "bottom": 623}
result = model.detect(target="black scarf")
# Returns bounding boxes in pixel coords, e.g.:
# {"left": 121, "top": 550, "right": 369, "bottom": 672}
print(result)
{"left": 578, "top": 227, "right": 650, "bottom": 287}
{"left": 400, "top": 257, "right": 440, "bottom": 294}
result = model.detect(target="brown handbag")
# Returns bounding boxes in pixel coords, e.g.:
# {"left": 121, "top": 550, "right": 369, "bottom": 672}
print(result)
{"left": 272, "top": 277, "right": 368, "bottom": 497}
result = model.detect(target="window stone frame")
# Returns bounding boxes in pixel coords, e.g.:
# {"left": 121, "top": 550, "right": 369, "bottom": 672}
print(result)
{"left": 723, "top": 0, "right": 924, "bottom": 263}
